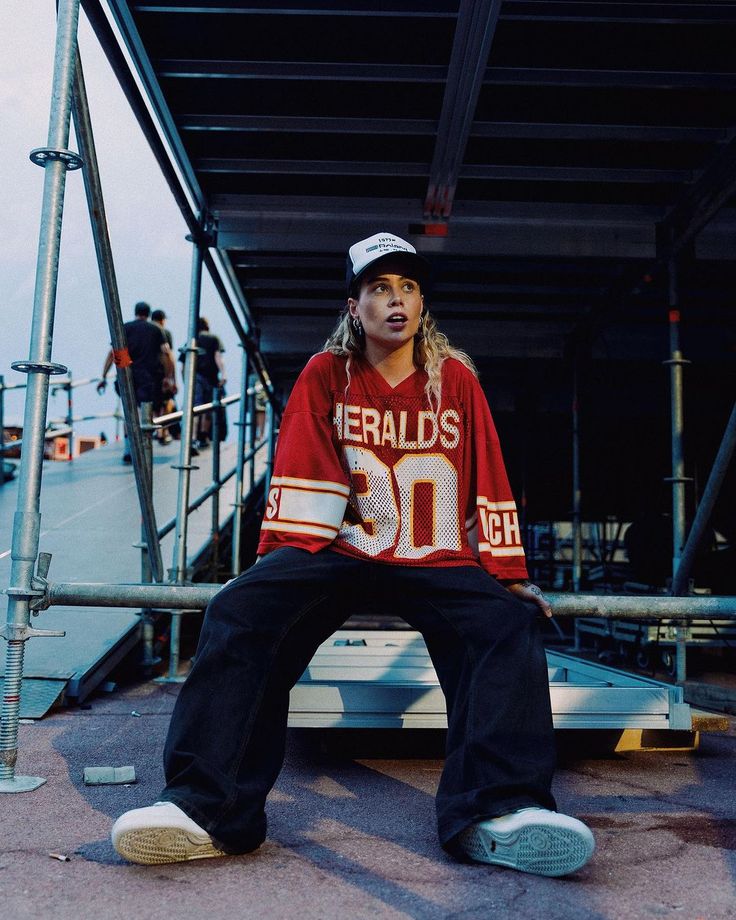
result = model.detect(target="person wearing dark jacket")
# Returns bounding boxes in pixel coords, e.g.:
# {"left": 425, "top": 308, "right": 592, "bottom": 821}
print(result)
{"left": 97, "top": 301, "right": 175, "bottom": 462}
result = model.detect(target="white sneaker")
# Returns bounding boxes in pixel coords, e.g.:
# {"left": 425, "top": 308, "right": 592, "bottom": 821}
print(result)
{"left": 111, "top": 801, "right": 226, "bottom": 865}
{"left": 457, "top": 807, "right": 595, "bottom": 877}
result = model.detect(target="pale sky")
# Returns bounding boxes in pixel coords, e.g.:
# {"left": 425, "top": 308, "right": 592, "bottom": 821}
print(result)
{"left": 1, "top": 1, "right": 242, "bottom": 431}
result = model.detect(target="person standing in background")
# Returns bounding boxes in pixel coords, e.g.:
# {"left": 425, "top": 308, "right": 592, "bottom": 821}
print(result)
{"left": 189, "top": 317, "right": 226, "bottom": 449}
{"left": 97, "top": 301, "right": 175, "bottom": 463}
{"left": 151, "top": 309, "right": 179, "bottom": 443}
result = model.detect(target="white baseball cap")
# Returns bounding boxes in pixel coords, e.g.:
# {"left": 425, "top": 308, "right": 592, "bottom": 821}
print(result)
{"left": 346, "top": 232, "right": 431, "bottom": 295}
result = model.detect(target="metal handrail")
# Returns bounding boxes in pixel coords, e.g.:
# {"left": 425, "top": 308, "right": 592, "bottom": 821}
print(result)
{"left": 37, "top": 585, "right": 736, "bottom": 618}
{"left": 2, "top": 373, "right": 121, "bottom": 457}
{"left": 153, "top": 391, "right": 240, "bottom": 427}
{"left": 50, "top": 375, "right": 101, "bottom": 393}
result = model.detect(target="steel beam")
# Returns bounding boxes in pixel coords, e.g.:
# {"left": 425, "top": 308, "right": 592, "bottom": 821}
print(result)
{"left": 484, "top": 68, "right": 736, "bottom": 90}
{"left": 132, "top": 0, "right": 736, "bottom": 23}
{"left": 211, "top": 194, "right": 666, "bottom": 223}
{"left": 180, "top": 114, "right": 438, "bottom": 134}
{"left": 657, "top": 135, "right": 736, "bottom": 261}
{"left": 500, "top": 1, "right": 736, "bottom": 25}
{"left": 425, "top": 0, "right": 502, "bottom": 218}
{"left": 219, "top": 227, "right": 658, "bottom": 262}
{"left": 132, "top": 1, "right": 456, "bottom": 17}
{"left": 156, "top": 59, "right": 736, "bottom": 90}
{"left": 198, "top": 158, "right": 689, "bottom": 184}
{"left": 240, "top": 277, "right": 606, "bottom": 296}
{"left": 178, "top": 114, "right": 724, "bottom": 144}
{"left": 197, "top": 158, "right": 429, "bottom": 176}
{"left": 157, "top": 60, "right": 446, "bottom": 81}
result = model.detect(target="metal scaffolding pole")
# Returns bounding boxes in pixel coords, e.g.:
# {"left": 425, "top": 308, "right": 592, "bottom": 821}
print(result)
{"left": 247, "top": 377, "right": 257, "bottom": 493}
{"left": 171, "top": 233, "right": 204, "bottom": 584}
{"left": 664, "top": 259, "right": 691, "bottom": 683}
{"left": 38, "top": 582, "right": 736, "bottom": 619}
{"left": 138, "top": 395, "right": 156, "bottom": 666}
{"left": 231, "top": 348, "right": 249, "bottom": 577}
{"left": 63, "top": 370, "right": 74, "bottom": 460}
{"left": 138, "top": 401, "right": 154, "bottom": 587}
{"left": 0, "top": 375, "right": 6, "bottom": 486}
{"left": 264, "top": 401, "right": 276, "bottom": 497}
{"left": 161, "top": 228, "right": 206, "bottom": 683}
{"left": 71, "top": 48, "right": 163, "bottom": 582}
{"left": 571, "top": 356, "right": 583, "bottom": 593}
{"left": 0, "top": 0, "right": 81, "bottom": 793}
{"left": 571, "top": 354, "right": 583, "bottom": 651}
{"left": 672, "top": 397, "right": 736, "bottom": 596}
{"left": 210, "top": 386, "right": 222, "bottom": 571}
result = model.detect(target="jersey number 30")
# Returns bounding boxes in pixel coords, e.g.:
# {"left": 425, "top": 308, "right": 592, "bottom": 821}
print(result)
{"left": 340, "top": 445, "right": 461, "bottom": 559}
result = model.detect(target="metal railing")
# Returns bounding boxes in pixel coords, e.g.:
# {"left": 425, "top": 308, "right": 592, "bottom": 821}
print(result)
{"left": 1, "top": 373, "right": 120, "bottom": 480}
{"left": 29, "top": 584, "right": 736, "bottom": 621}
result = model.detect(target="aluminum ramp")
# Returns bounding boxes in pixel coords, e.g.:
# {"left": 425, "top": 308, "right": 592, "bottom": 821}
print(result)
{"left": 289, "top": 630, "right": 692, "bottom": 731}
{"left": 0, "top": 439, "right": 240, "bottom": 713}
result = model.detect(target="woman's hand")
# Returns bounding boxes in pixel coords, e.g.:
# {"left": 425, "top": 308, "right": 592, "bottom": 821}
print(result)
{"left": 504, "top": 580, "right": 553, "bottom": 618}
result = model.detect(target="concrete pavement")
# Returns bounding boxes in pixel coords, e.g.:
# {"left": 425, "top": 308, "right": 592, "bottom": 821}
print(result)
{"left": 2, "top": 680, "right": 735, "bottom": 920}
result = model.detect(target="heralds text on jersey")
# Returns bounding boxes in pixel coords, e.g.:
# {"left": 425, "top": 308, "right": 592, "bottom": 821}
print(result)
{"left": 334, "top": 401, "right": 461, "bottom": 450}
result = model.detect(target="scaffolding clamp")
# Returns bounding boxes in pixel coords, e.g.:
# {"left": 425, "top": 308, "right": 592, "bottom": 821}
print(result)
{"left": 185, "top": 218, "right": 217, "bottom": 249}
{"left": 1, "top": 622, "right": 65, "bottom": 642}
{"left": 11, "top": 360, "right": 68, "bottom": 376}
{"left": 3, "top": 552, "right": 64, "bottom": 636}
{"left": 19, "top": 553, "right": 54, "bottom": 620}
{"left": 29, "top": 147, "right": 84, "bottom": 171}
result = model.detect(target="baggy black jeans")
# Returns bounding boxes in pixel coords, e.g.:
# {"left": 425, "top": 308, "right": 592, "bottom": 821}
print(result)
{"left": 162, "top": 547, "right": 557, "bottom": 854}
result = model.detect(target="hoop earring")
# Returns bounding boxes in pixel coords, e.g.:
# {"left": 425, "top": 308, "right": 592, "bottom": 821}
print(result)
{"left": 415, "top": 312, "right": 425, "bottom": 340}
{"left": 352, "top": 317, "right": 364, "bottom": 338}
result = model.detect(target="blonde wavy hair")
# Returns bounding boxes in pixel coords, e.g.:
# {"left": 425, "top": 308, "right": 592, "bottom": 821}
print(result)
{"left": 323, "top": 305, "right": 477, "bottom": 413}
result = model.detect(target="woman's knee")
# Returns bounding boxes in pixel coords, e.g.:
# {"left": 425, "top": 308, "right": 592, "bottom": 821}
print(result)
{"left": 203, "top": 575, "right": 265, "bottom": 632}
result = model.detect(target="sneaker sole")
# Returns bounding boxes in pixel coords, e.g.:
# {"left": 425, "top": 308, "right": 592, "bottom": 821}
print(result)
{"left": 460, "top": 822, "right": 594, "bottom": 877}
{"left": 114, "top": 826, "right": 224, "bottom": 865}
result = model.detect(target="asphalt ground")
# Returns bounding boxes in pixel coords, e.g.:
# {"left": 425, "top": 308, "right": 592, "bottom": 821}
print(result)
{"left": 2, "top": 681, "right": 735, "bottom": 920}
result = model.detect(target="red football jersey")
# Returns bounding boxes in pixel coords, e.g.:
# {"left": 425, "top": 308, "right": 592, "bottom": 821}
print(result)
{"left": 258, "top": 352, "right": 528, "bottom": 581}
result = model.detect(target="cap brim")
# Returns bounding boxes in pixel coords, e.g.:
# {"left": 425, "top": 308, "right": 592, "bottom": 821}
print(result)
{"left": 348, "top": 251, "right": 432, "bottom": 295}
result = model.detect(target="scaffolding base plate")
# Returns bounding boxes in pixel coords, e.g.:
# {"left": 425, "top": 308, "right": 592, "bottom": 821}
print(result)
{"left": 0, "top": 775, "right": 47, "bottom": 793}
